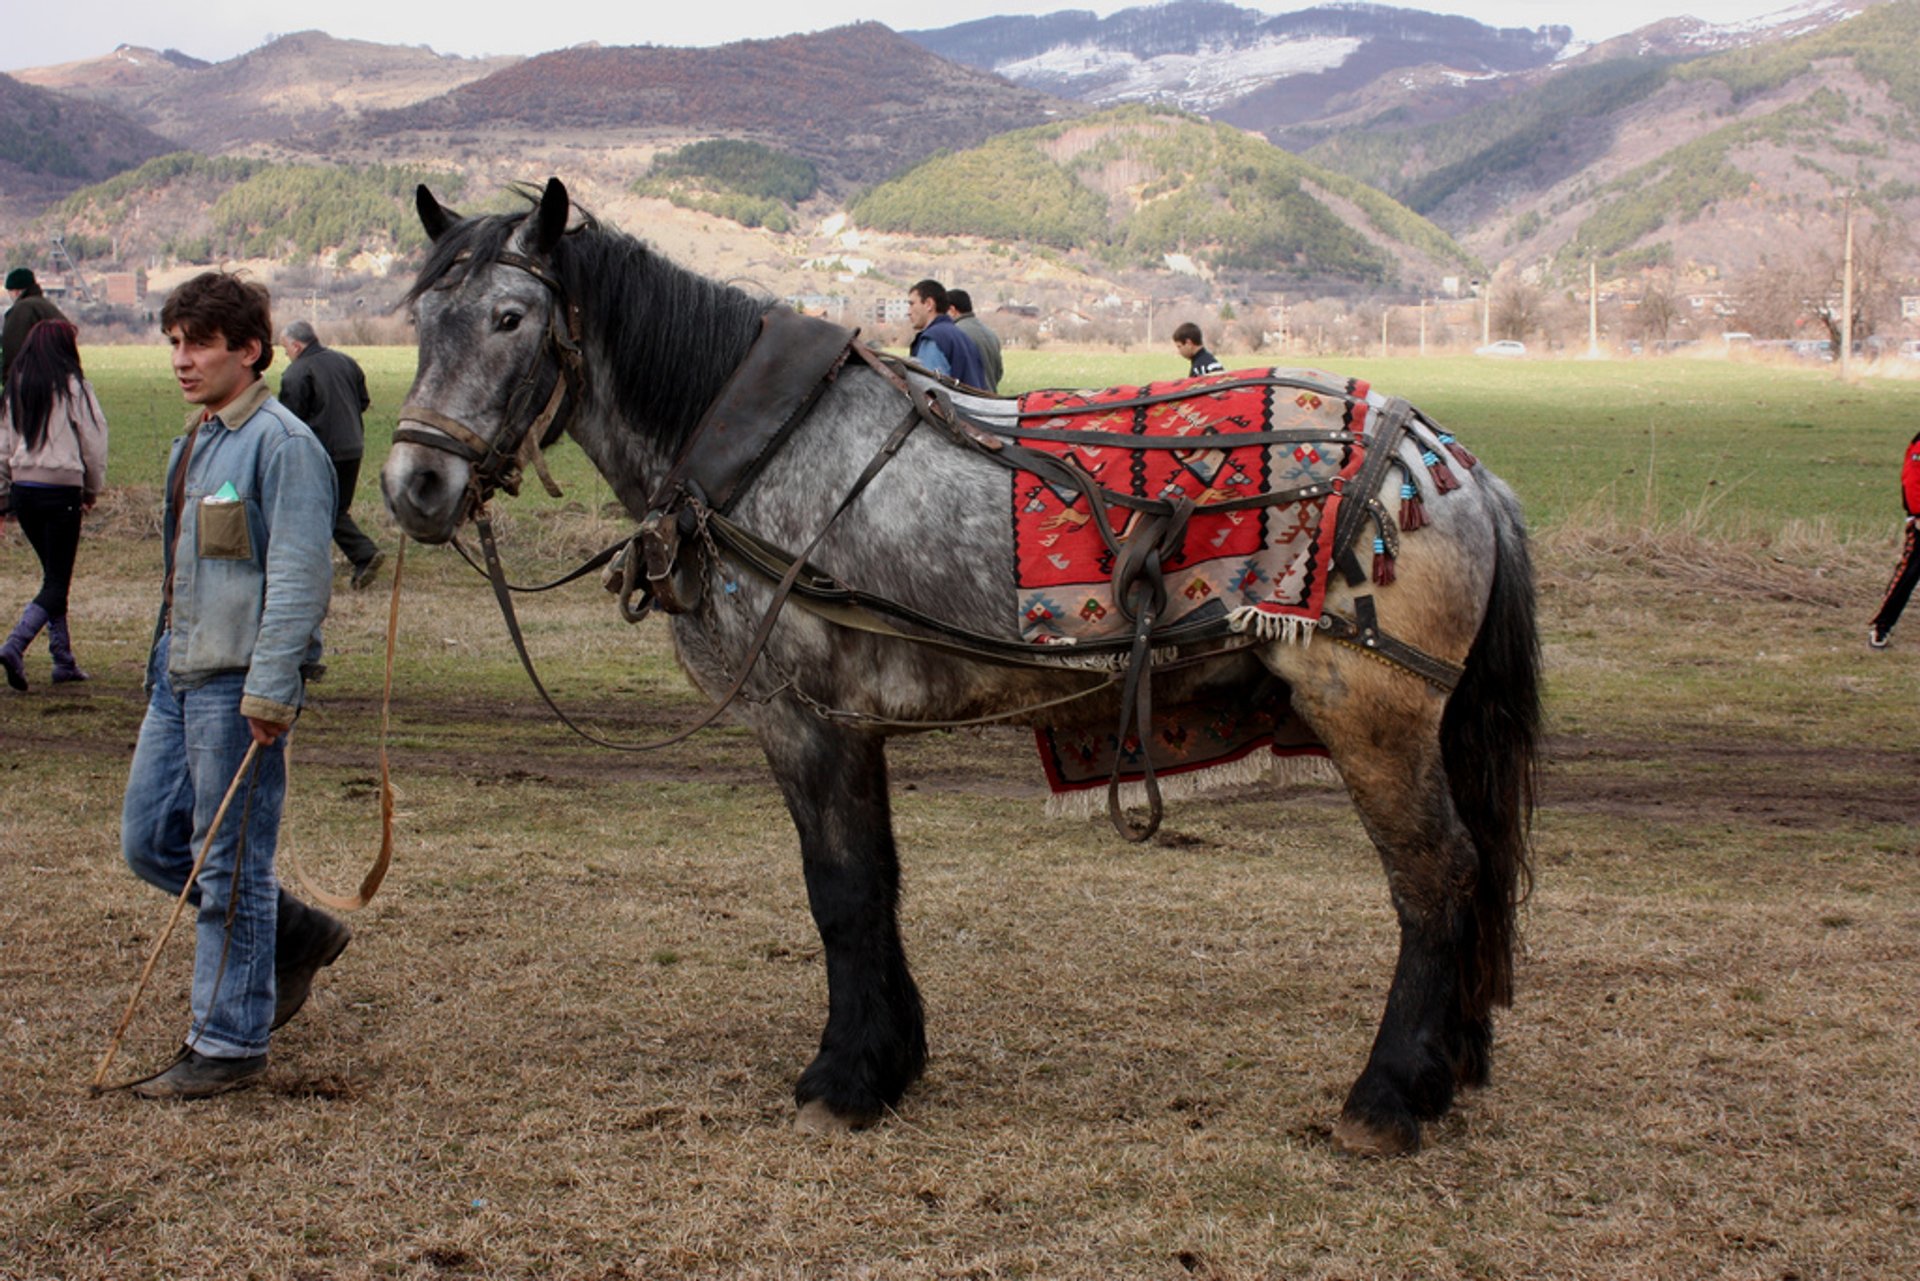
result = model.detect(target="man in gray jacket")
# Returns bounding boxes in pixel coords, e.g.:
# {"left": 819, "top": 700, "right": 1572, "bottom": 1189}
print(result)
{"left": 279, "top": 321, "right": 384, "bottom": 588}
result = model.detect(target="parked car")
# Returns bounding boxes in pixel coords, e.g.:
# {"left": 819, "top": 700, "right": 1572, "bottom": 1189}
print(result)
{"left": 1474, "top": 339, "right": 1527, "bottom": 358}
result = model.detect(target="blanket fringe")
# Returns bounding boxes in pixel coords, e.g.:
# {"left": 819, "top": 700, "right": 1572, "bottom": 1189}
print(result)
{"left": 1043, "top": 751, "right": 1341, "bottom": 820}
{"left": 1227, "top": 606, "right": 1317, "bottom": 645}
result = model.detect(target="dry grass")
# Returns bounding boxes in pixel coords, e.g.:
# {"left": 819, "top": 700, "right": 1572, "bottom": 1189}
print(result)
{"left": 2, "top": 509, "right": 1916, "bottom": 1279}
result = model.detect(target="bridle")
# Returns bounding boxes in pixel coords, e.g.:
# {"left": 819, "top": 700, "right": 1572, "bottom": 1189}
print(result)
{"left": 393, "top": 249, "right": 584, "bottom": 514}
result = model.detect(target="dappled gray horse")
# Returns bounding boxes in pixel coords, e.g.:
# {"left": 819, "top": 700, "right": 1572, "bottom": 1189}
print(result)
{"left": 383, "top": 179, "right": 1540, "bottom": 1156}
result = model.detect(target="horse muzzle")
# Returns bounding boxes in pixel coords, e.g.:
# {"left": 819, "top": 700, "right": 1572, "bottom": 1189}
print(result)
{"left": 381, "top": 432, "right": 473, "bottom": 543}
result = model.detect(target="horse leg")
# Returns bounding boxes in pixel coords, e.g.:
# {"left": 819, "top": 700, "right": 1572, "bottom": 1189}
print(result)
{"left": 1284, "top": 659, "right": 1502, "bottom": 1157}
{"left": 755, "top": 707, "right": 926, "bottom": 1131}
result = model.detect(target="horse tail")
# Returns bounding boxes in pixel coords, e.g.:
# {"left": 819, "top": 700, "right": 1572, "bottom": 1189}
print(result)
{"left": 1440, "top": 480, "right": 1541, "bottom": 1017}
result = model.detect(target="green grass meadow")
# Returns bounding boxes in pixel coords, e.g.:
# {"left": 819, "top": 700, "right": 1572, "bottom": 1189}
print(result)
{"left": 83, "top": 343, "right": 1920, "bottom": 542}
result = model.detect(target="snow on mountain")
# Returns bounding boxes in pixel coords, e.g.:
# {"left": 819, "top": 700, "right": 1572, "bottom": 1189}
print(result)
{"left": 1002, "top": 34, "right": 1364, "bottom": 109}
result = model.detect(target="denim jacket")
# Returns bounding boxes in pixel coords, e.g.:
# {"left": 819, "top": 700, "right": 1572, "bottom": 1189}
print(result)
{"left": 154, "top": 379, "right": 336, "bottom": 723}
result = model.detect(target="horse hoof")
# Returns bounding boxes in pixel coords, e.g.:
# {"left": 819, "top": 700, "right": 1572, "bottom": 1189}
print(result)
{"left": 794, "top": 1099, "right": 868, "bottom": 1134}
{"left": 1332, "top": 1112, "right": 1420, "bottom": 1157}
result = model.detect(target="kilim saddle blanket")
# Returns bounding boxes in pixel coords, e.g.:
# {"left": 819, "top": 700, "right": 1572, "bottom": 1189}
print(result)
{"left": 1011, "top": 367, "right": 1374, "bottom": 810}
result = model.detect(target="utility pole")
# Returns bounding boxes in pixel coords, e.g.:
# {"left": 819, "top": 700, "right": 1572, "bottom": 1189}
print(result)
{"left": 1419, "top": 299, "right": 1427, "bottom": 356}
{"left": 1481, "top": 285, "right": 1491, "bottom": 346}
{"left": 1380, "top": 307, "right": 1389, "bottom": 358}
{"left": 1840, "top": 191, "right": 1855, "bottom": 379}
{"left": 1588, "top": 261, "right": 1601, "bottom": 358}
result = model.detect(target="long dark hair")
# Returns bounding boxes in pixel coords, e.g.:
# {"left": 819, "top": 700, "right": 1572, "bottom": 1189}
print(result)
{"left": 6, "top": 319, "right": 84, "bottom": 450}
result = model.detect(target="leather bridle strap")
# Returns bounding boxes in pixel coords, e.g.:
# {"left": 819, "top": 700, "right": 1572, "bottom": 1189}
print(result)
{"left": 394, "top": 249, "right": 582, "bottom": 506}
{"left": 393, "top": 406, "right": 489, "bottom": 462}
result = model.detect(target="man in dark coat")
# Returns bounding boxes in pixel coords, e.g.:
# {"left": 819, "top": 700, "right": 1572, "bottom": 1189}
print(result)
{"left": 3, "top": 268, "right": 69, "bottom": 388}
{"left": 946, "top": 289, "right": 1002, "bottom": 392}
{"left": 278, "top": 321, "right": 384, "bottom": 588}
{"left": 907, "top": 279, "right": 989, "bottom": 390}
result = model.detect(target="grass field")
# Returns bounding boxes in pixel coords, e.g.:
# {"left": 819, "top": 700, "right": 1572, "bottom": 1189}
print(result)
{"left": 78, "top": 344, "right": 1920, "bottom": 540}
{"left": 1, "top": 351, "right": 1916, "bottom": 1278}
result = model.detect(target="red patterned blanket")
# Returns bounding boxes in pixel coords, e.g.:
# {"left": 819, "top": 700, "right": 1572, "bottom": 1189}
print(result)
{"left": 1013, "top": 368, "right": 1372, "bottom": 807}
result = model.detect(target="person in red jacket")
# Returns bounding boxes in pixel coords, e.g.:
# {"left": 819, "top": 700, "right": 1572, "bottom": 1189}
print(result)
{"left": 1868, "top": 429, "right": 1920, "bottom": 648}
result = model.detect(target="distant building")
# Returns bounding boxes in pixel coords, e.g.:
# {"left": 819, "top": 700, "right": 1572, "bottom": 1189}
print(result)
{"left": 102, "top": 271, "right": 147, "bottom": 307}
{"left": 786, "top": 294, "right": 848, "bottom": 321}
{"left": 1902, "top": 295, "right": 1920, "bottom": 320}
{"left": 873, "top": 297, "right": 912, "bottom": 325}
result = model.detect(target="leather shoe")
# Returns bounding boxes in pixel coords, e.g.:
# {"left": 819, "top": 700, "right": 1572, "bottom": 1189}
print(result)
{"left": 131, "top": 1047, "right": 268, "bottom": 1100}
{"left": 350, "top": 550, "right": 386, "bottom": 590}
{"left": 274, "top": 910, "right": 352, "bottom": 1030}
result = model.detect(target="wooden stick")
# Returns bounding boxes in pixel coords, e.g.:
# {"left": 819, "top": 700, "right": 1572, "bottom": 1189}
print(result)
{"left": 89, "top": 740, "right": 262, "bottom": 1094}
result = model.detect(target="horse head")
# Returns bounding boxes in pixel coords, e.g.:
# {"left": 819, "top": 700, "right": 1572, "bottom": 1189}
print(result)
{"left": 383, "top": 177, "right": 581, "bottom": 543}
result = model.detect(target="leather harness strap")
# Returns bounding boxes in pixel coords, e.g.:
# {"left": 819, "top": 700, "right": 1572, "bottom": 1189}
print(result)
{"left": 475, "top": 403, "right": 928, "bottom": 753}
{"left": 408, "top": 253, "right": 1467, "bottom": 833}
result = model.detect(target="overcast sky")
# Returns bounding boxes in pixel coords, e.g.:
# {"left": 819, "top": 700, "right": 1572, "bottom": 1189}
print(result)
{"left": 6, "top": 0, "right": 1828, "bottom": 72}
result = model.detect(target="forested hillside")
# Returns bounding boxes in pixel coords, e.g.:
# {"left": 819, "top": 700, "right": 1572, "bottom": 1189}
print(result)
{"left": 37, "top": 154, "right": 461, "bottom": 267}
{"left": 1283, "top": 0, "right": 1920, "bottom": 280}
{"left": 632, "top": 141, "right": 821, "bottom": 233}
{"left": 851, "top": 105, "right": 1473, "bottom": 287}
{"left": 0, "top": 72, "right": 177, "bottom": 220}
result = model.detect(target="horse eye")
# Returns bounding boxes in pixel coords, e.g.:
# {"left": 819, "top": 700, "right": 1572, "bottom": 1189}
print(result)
{"left": 496, "top": 311, "right": 522, "bottom": 333}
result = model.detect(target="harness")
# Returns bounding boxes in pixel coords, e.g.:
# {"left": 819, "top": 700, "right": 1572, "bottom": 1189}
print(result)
{"left": 403, "top": 253, "right": 1469, "bottom": 841}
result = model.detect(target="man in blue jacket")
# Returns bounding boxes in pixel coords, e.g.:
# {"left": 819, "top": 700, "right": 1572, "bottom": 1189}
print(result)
{"left": 121, "top": 272, "right": 349, "bottom": 1100}
{"left": 907, "top": 279, "right": 988, "bottom": 389}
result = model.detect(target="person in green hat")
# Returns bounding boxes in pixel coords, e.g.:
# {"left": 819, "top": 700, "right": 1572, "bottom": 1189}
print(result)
{"left": 3, "top": 268, "right": 69, "bottom": 388}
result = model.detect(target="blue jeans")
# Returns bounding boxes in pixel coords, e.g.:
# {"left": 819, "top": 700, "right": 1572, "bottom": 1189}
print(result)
{"left": 122, "top": 633, "right": 288, "bottom": 1058}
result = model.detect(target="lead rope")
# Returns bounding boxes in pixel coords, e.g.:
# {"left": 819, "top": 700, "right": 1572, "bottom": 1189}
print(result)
{"left": 287, "top": 537, "right": 406, "bottom": 911}
{"left": 89, "top": 741, "right": 263, "bottom": 1095}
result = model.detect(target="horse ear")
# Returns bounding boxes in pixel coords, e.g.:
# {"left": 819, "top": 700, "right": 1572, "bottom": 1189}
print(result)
{"left": 417, "top": 185, "right": 460, "bottom": 242}
{"left": 533, "top": 177, "right": 569, "bottom": 255}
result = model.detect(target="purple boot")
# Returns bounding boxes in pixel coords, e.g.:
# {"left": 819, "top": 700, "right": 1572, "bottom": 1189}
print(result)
{"left": 48, "top": 615, "right": 89, "bottom": 684}
{"left": 1, "top": 603, "right": 49, "bottom": 691}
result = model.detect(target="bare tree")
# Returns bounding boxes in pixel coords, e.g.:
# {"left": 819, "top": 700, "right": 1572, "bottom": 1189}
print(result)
{"left": 1635, "top": 273, "right": 1682, "bottom": 342}
{"left": 1733, "top": 210, "right": 1913, "bottom": 344}
{"left": 1807, "top": 215, "right": 1910, "bottom": 350}
{"left": 1490, "top": 281, "right": 1545, "bottom": 341}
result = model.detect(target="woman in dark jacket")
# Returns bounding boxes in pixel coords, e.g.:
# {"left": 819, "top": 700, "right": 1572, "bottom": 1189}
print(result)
{"left": 0, "top": 320, "right": 108, "bottom": 689}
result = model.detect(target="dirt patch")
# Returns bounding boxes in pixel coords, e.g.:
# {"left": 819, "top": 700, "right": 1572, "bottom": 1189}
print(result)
{"left": 26, "top": 681, "right": 1911, "bottom": 831}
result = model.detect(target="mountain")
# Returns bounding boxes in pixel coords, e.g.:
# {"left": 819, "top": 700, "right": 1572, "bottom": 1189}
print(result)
{"left": 850, "top": 104, "right": 1474, "bottom": 289}
{"left": 5, "top": 4, "right": 1916, "bottom": 307}
{"left": 908, "top": 1, "right": 1570, "bottom": 130}
{"left": 1297, "top": 0, "right": 1920, "bottom": 281}
{"left": 0, "top": 72, "right": 177, "bottom": 220}
{"left": 13, "top": 31, "right": 518, "bottom": 152}
{"left": 362, "top": 23, "right": 1082, "bottom": 190}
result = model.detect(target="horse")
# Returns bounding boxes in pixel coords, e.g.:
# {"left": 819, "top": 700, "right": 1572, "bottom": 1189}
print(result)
{"left": 382, "top": 178, "right": 1541, "bottom": 1157}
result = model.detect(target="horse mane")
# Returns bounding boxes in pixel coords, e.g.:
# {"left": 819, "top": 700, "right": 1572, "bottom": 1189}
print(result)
{"left": 405, "top": 187, "right": 773, "bottom": 451}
